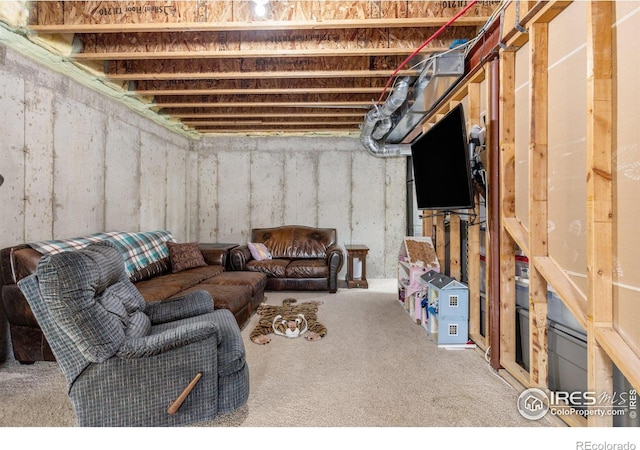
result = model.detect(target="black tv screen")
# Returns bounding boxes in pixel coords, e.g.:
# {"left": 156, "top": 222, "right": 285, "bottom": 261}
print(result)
{"left": 410, "top": 104, "right": 474, "bottom": 211}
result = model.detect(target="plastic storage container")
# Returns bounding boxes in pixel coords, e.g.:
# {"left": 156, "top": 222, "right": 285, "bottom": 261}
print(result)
{"left": 514, "top": 278, "right": 585, "bottom": 335}
{"left": 613, "top": 365, "right": 640, "bottom": 427}
{"left": 515, "top": 278, "right": 529, "bottom": 309}
{"left": 547, "top": 286, "right": 585, "bottom": 335}
{"left": 517, "top": 309, "right": 588, "bottom": 393}
{"left": 518, "top": 310, "right": 638, "bottom": 425}
{"left": 516, "top": 307, "right": 530, "bottom": 371}
{"left": 515, "top": 255, "right": 529, "bottom": 279}
{"left": 547, "top": 320, "right": 588, "bottom": 414}
{"left": 480, "top": 293, "right": 486, "bottom": 337}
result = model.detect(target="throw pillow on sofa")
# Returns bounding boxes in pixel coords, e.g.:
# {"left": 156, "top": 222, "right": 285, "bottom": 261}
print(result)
{"left": 248, "top": 242, "right": 272, "bottom": 261}
{"left": 167, "top": 242, "right": 206, "bottom": 273}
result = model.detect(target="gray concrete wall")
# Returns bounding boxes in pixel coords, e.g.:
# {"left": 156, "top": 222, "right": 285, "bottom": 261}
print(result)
{"left": 0, "top": 42, "right": 408, "bottom": 270}
{"left": 0, "top": 41, "right": 407, "bottom": 361}
{"left": 195, "top": 137, "right": 407, "bottom": 280}
{"left": 0, "top": 44, "right": 194, "bottom": 248}
{"left": 0, "top": 43, "right": 193, "bottom": 360}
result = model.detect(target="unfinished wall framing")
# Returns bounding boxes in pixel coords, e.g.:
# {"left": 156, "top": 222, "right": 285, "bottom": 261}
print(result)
{"left": 417, "top": 1, "right": 640, "bottom": 427}
{"left": 503, "top": 0, "right": 639, "bottom": 427}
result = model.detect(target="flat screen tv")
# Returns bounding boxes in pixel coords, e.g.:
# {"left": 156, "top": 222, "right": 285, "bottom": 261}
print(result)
{"left": 410, "top": 103, "right": 474, "bottom": 211}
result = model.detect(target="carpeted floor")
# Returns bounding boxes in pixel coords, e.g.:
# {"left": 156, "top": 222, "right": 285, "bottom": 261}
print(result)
{"left": 0, "top": 279, "right": 551, "bottom": 429}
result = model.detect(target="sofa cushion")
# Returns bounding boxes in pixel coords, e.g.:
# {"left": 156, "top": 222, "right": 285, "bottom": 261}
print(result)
{"left": 206, "top": 271, "right": 267, "bottom": 296}
{"left": 250, "top": 226, "right": 336, "bottom": 259}
{"left": 246, "top": 258, "right": 290, "bottom": 278}
{"left": 171, "top": 284, "right": 252, "bottom": 315}
{"left": 134, "top": 265, "right": 224, "bottom": 302}
{"left": 129, "top": 256, "right": 170, "bottom": 283}
{"left": 247, "top": 242, "right": 272, "bottom": 261}
{"left": 284, "top": 259, "right": 329, "bottom": 278}
{"left": 168, "top": 242, "right": 206, "bottom": 273}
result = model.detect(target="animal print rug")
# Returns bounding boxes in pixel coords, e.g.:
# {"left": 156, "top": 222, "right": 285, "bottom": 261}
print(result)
{"left": 250, "top": 298, "right": 327, "bottom": 345}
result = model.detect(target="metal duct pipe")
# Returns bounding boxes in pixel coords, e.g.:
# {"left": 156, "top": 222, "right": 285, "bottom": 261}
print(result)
{"left": 360, "top": 77, "right": 412, "bottom": 158}
{"left": 371, "top": 118, "right": 392, "bottom": 140}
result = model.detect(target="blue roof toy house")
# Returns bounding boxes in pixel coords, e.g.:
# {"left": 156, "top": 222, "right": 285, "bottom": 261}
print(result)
{"left": 427, "top": 274, "right": 470, "bottom": 346}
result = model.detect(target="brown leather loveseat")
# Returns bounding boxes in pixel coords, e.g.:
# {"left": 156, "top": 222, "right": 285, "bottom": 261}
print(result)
{"left": 1, "top": 231, "right": 266, "bottom": 364}
{"left": 229, "top": 225, "right": 344, "bottom": 293}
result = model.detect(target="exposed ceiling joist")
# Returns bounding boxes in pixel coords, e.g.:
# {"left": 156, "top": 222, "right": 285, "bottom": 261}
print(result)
{"left": 5, "top": 0, "right": 501, "bottom": 136}
{"left": 26, "top": 16, "right": 490, "bottom": 33}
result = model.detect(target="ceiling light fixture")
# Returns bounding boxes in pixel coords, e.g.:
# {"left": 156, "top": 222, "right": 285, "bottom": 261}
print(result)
{"left": 254, "top": 0, "right": 268, "bottom": 17}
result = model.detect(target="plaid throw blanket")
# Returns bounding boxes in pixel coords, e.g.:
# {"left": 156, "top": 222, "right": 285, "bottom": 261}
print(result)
{"left": 28, "top": 230, "right": 176, "bottom": 277}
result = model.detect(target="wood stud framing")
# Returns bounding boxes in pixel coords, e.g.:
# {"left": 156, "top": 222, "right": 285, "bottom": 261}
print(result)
{"left": 422, "top": 1, "right": 639, "bottom": 427}
{"left": 499, "top": 48, "right": 523, "bottom": 382}
{"left": 498, "top": 0, "right": 638, "bottom": 427}
{"left": 585, "top": 0, "right": 614, "bottom": 427}
{"left": 527, "top": 20, "right": 549, "bottom": 390}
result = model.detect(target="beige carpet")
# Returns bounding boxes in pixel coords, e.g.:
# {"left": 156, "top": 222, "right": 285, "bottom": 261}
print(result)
{"left": 0, "top": 279, "right": 551, "bottom": 429}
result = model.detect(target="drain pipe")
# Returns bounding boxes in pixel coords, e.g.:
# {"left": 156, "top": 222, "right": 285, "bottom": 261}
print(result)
{"left": 360, "top": 77, "right": 412, "bottom": 157}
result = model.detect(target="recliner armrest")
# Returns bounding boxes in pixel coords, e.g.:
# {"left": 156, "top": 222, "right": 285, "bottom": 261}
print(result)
{"left": 117, "top": 321, "right": 219, "bottom": 359}
{"left": 146, "top": 290, "right": 215, "bottom": 324}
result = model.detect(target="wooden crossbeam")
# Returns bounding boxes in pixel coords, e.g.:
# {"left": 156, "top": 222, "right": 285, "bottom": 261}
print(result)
{"left": 104, "top": 69, "right": 418, "bottom": 81}
{"left": 154, "top": 101, "right": 372, "bottom": 108}
{"left": 73, "top": 47, "right": 449, "bottom": 61}
{"left": 133, "top": 87, "right": 387, "bottom": 96}
{"left": 178, "top": 112, "right": 365, "bottom": 120}
{"left": 28, "top": 17, "right": 490, "bottom": 34}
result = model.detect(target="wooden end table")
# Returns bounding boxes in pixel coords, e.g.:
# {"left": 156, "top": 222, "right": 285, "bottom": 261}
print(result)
{"left": 345, "top": 244, "right": 369, "bottom": 289}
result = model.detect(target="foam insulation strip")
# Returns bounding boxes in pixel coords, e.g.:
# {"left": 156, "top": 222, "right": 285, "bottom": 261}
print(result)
{"left": 0, "top": 21, "right": 200, "bottom": 140}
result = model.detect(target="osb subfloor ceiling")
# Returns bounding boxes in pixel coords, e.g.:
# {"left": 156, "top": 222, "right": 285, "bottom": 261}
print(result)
{"left": 3, "top": 1, "right": 500, "bottom": 138}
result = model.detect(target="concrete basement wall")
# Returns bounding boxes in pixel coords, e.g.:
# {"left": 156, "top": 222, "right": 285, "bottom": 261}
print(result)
{"left": 195, "top": 136, "right": 407, "bottom": 280}
{"left": 0, "top": 38, "right": 408, "bottom": 279}
{"left": 0, "top": 43, "right": 194, "bottom": 247}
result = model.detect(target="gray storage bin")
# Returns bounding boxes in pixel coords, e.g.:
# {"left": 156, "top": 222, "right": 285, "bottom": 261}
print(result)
{"left": 517, "top": 309, "right": 638, "bottom": 425}
{"left": 480, "top": 293, "right": 486, "bottom": 337}
{"left": 514, "top": 278, "right": 585, "bottom": 335}
{"left": 516, "top": 307, "right": 530, "bottom": 371}
{"left": 547, "top": 321, "right": 587, "bottom": 392}
{"left": 516, "top": 279, "right": 529, "bottom": 309}
{"left": 613, "top": 365, "right": 640, "bottom": 427}
{"left": 517, "top": 311, "right": 587, "bottom": 398}
{"left": 547, "top": 286, "right": 586, "bottom": 335}
{"left": 548, "top": 320, "right": 587, "bottom": 412}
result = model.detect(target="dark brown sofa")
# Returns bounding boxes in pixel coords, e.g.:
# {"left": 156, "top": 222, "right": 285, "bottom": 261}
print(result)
{"left": 229, "top": 225, "right": 344, "bottom": 293}
{"left": 1, "top": 239, "right": 266, "bottom": 364}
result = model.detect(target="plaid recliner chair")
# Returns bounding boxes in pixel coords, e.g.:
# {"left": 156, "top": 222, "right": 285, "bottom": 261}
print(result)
{"left": 17, "top": 243, "right": 249, "bottom": 426}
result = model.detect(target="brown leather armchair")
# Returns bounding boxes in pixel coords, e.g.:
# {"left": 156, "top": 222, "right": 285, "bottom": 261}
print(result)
{"left": 230, "top": 225, "right": 344, "bottom": 293}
